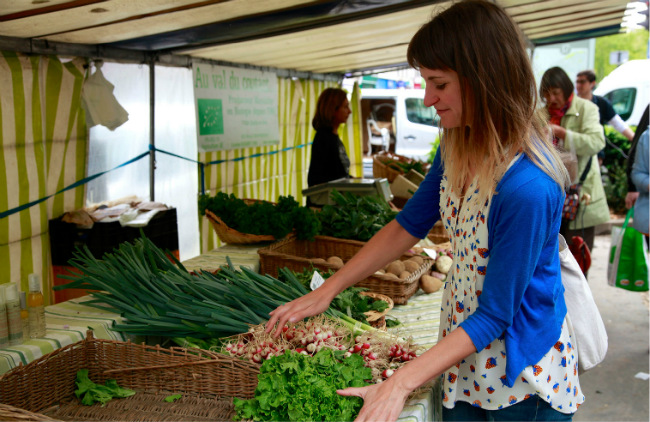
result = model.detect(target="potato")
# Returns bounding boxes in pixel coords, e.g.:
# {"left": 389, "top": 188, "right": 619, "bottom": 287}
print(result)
{"left": 327, "top": 256, "right": 344, "bottom": 267}
{"left": 403, "top": 260, "right": 420, "bottom": 273}
{"left": 435, "top": 255, "right": 453, "bottom": 274}
{"left": 420, "top": 275, "right": 444, "bottom": 293}
{"left": 399, "top": 270, "right": 412, "bottom": 280}
{"left": 383, "top": 272, "right": 400, "bottom": 280}
{"left": 385, "top": 260, "right": 405, "bottom": 275}
{"left": 409, "top": 255, "right": 424, "bottom": 265}
{"left": 375, "top": 269, "right": 386, "bottom": 275}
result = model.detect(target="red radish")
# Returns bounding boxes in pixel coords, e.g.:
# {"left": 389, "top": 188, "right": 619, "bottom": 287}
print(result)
{"left": 353, "top": 344, "right": 362, "bottom": 353}
{"left": 382, "top": 369, "right": 394, "bottom": 378}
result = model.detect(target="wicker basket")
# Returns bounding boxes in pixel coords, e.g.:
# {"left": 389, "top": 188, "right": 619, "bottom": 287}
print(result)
{"left": 372, "top": 153, "right": 429, "bottom": 183}
{"left": 205, "top": 200, "right": 276, "bottom": 244}
{"left": 0, "top": 331, "right": 260, "bottom": 422}
{"left": 372, "top": 153, "right": 408, "bottom": 183}
{"left": 360, "top": 291, "right": 394, "bottom": 330}
{"left": 0, "top": 403, "right": 59, "bottom": 422}
{"left": 258, "top": 235, "right": 433, "bottom": 304}
{"left": 427, "top": 220, "right": 449, "bottom": 244}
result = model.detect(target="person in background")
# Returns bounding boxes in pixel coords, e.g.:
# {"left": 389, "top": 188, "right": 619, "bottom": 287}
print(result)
{"left": 630, "top": 127, "right": 649, "bottom": 235}
{"left": 307, "top": 88, "right": 352, "bottom": 191}
{"left": 540, "top": 66, "right": 608, "bottom": 253}
{"left": 268, "top": 1, "right": 582, "bottom": 421}
{"left": 626, "top": 105, "right": 650, "bottom": 209}
{"left": 575, "top": 70, "right": 634, "bottom": 142}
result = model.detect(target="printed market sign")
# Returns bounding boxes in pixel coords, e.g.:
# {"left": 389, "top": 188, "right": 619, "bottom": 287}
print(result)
{"left": 192, "top": 61, "right": 279, "bottom": 152}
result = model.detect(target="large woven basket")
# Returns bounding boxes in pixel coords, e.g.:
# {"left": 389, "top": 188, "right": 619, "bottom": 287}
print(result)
{"left": 0, "top": 331, "right": 260, "bottom": 422}
{"left": 258, "top": 235, "right": 433, "bottom": 304}
{"left": 204, "top": 198, "right": 276, "bottom": 244}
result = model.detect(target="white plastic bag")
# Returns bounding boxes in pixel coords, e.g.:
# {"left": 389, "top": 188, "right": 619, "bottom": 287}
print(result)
{"left": 559, "top": 234, "right": 608, "bottom": 371}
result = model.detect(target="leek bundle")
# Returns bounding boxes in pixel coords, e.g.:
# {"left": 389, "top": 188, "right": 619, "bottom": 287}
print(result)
{"left": 55, "top": 235, "right": 360, "bottom": 338}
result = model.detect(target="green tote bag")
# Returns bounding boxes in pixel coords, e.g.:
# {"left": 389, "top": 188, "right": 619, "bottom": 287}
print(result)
{"left": 608, "top": 208, "right": 649, "bottom": 292}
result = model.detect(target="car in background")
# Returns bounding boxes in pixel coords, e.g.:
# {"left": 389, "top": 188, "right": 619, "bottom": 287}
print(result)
{"left": 594, "top": 59, "right": 650, "bottom": 127}
{"left": 360, "top": 89, "right": 440, "bottom": 161}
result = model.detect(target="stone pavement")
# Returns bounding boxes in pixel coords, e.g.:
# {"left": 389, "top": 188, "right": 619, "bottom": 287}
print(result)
{"left": 573, "top": 233, "right": 649, "bottom": 422}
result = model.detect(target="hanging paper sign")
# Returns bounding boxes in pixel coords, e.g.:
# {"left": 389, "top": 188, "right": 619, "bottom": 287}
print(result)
{"left": 192, "top": 61, "right": 279, "bottom": 152}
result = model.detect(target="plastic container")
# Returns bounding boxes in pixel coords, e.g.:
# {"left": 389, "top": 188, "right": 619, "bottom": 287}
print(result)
{"left": 27, "top": 274, "right": 46, "bottom": 338}
{"left": 4, "top": 283, "right": 22, "bottom": 346}
{"left": 20, "top": 291, "right": 29, "bottom": 342}
{"left": 0, "top": 286, "right": 8, "bottom": 347}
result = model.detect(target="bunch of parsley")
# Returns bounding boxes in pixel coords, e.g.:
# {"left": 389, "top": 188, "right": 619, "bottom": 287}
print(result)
{"left": 233, "top": 349, "right": 371, "bottom": 421}
{"left": 317, "top": 190, "right": 397, "bottom": 241}
{"left": 198, "top": 192, "right": 320, "bottom": 240}
{"left": 74, "top": 369, "right": 135, "bottom": 406}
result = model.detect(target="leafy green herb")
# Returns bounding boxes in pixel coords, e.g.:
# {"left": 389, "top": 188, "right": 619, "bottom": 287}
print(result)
{"left": 74, "top": 369, "right": 135, "bottom": 406}
{"left": 317, "top": 190, "right": 397, "bottom": 241}
{"left": 233, "top": 349, "right": 371, "bottom": 421}
{"left": 198, "top": 192, "right": 320, "bottom": 240}
{"left": 279, "top": 268, "right": 389, "bottom": 324}
{"left": 164, "top": 394, "right": 182, "bottom": 403}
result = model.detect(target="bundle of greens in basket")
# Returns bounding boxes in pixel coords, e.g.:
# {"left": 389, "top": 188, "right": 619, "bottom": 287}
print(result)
{"left": 317, "top": 190, "right": 398, "bottom": 241}
{"left": 198, "top": 192, "right": 320, "bottom": 240}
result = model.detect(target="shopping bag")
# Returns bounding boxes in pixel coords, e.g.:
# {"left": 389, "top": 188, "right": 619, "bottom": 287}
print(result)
{"left": 559, "top": 235, "right": 607, "bottom": 371}
{"left": 568, "top": 235, "right": 591, "bottom": 274}
{"left": 608, "top": 208, "right": 649, "bottom": 292}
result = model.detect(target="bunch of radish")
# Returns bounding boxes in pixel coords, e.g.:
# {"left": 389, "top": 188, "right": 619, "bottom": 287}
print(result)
{"left": 222, "top": 315, "right": 352, "bottom": 362}
{"left": 221, "top": 315, "right": 423, "bottom": 384}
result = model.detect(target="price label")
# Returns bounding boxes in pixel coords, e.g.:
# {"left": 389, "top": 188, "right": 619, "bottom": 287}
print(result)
{"left": 422, "top": 248, "right": 438, "bottom": 260}
{"left": 310, "top": 271, "right": 325, "bottom": 291}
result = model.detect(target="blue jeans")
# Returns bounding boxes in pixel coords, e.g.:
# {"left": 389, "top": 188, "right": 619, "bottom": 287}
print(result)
{"left": 442, "top": 396, "right": 574, "bottom": 421}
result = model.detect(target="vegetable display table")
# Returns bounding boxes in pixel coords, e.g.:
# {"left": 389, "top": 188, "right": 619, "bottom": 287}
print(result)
{"left": 181, "top": 242, "right": 264, "bottom": 273}
{"left": 0, "top": 296, "right": 126, "bottom": 375}
{"left": 389, "top": 289, "right": 444, "bottom": 422}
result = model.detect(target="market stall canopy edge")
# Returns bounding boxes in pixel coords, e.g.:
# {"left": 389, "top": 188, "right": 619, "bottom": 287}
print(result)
{"left": 0, "top": 0, "right": 633, "bottom": 76}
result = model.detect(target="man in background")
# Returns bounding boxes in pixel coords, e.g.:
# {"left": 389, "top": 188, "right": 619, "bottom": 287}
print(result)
{"left": 576, "top": 69, "right": 634, "bottom": 141}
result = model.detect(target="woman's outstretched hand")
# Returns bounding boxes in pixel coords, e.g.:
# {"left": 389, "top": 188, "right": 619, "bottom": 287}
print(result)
{"left": 265, "top": 286, "right": 335, "bottom": 337}
{"left": 337, "top": 377, "right": 410, "bottom": 422}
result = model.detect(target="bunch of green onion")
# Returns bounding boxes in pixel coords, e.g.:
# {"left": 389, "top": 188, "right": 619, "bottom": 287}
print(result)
{"left": 55, "top": 235, "right": 370, "bottom": 338}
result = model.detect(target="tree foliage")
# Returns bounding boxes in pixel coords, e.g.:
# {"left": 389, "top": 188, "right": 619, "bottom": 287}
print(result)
{"left": 594, "top": 29, "right": 649, "bottom": 82}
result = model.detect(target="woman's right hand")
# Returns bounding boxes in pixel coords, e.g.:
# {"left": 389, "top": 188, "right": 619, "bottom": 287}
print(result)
{"left": 265, "top": 286, "right": 336, "bottom": 337}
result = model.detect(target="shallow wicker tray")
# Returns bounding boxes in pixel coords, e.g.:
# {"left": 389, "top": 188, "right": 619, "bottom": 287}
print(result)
{"left": 372, "top": 153, "right": 408, "bottom": 183}
{"left": 258, "top": 234, "right": 433, "bottom": 305}
{"left": 360, "top": 291, "right": 394, "bottom": 330}
{"left": 0, "top": 331, "right": 260, "bottom": 422}
{"left": 205, "top": 205, "right": 275, "bottom": 245}
{"left": 372, "top": 152, "right": 429, "bottom": 183}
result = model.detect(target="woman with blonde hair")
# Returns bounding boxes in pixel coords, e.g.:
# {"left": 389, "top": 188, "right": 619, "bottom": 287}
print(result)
{"left": 267, "top": 1, "right": 581, "bottom": 421}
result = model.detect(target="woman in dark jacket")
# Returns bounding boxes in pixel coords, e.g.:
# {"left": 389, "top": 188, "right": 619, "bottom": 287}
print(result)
{"left": 307, "top": 88, "right": 352, "bottom": 188}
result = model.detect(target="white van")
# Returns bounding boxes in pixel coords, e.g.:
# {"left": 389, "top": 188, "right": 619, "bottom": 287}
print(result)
{"left": 594, "top": 59, "right": 650, "bottom": 126}
{"left": 360, "top": 89, "right": 440, "bottom": 161}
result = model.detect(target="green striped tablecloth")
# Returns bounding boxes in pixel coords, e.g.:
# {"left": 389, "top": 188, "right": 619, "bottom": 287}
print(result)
{"left": 0, "top": 296, "right": 126, "bottom": 375}
{"left": 181, "top": 243, "right": 264, "bottom": 273}
{"left": 390, "top": 289, "right": 444, "bottom": 422}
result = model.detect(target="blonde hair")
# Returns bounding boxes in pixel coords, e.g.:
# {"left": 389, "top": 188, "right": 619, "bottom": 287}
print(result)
{"left": 407, "top": 0, "right": 569, "bottom": 198}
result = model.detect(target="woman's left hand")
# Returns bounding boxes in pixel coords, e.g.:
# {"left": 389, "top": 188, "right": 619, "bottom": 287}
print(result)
{"left": 550, "top": 123, "right": 566, "bottom": 140}
{"left": 337, "top": 378, "right": 410, "bottom": 422}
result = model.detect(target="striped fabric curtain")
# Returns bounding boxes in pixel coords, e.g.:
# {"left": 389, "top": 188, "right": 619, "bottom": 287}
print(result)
{"left": 0, "top": 52, "right": 87, "bottom": 303}
{"left": 199, "top": 77, "right": 362, "bottom": 253}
